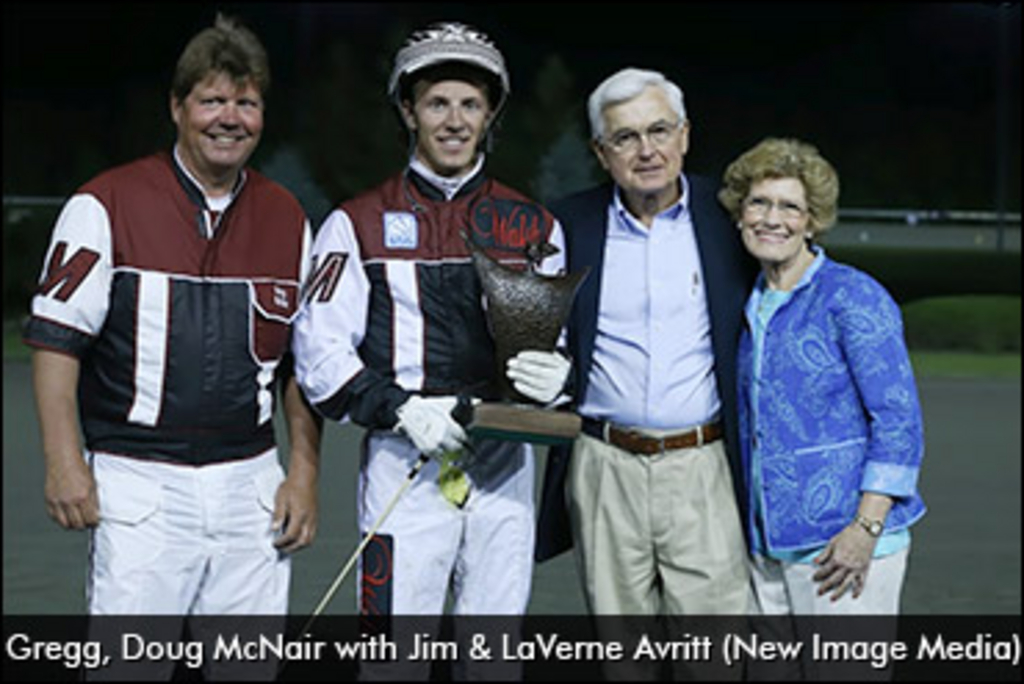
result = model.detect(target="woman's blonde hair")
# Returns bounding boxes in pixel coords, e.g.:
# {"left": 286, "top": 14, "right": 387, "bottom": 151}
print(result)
{"left": 719, "top": 137, "right": 839, "bottom": 235}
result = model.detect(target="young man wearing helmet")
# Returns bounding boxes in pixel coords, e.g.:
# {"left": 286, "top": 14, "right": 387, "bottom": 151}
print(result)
{"left": 293, "top": 21, "right": 568, "bottom": 664}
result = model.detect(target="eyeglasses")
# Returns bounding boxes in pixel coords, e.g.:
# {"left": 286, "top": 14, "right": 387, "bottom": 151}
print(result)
{"left": 603, "top": 120, "right": 681, "bottom": 154}
{"left": 742, "top": 196, "right": 808, "bottom": 221}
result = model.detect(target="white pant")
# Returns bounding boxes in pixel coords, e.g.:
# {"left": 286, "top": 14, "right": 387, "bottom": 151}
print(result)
{"left": 749, "top": 547, "right": 908, "bottom": 616}
{"left": 746, "top": 549, "right": 909, "bottom": 681}
{"left": 88, "top": 450, "right": 290, "bottom": 615}
{"left": 356, "top": 434, "right": 534, "bottom": 680}
{"left": 357, "top": 433, "right": 535, "bottom": 616}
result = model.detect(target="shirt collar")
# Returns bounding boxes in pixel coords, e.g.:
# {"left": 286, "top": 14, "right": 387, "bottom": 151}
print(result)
{"left": 408, "top": 155, "right": 486, "bottom": 202}
{"left": 753, "top": 244, "right": 828, "bottom": 295}
{"left": 611, "top": 175, "right": 690, "bottom": 235}
{"left": 172, "top": 145, "right": 246, "bottom": 210}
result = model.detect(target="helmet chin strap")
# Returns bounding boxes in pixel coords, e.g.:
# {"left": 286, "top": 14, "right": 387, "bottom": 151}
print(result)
{"left": 482, "top": 123, "right": 497, "bottom": 154}
{"left": 404, "top": 126, "right": 417, "bottom": 161}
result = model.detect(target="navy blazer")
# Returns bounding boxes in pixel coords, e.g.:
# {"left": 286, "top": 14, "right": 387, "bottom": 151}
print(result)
{"left": 535, "top": 176, "right": 758, "bottom": 562}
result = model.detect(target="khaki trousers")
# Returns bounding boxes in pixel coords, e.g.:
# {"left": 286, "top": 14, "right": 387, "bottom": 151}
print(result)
{"left": 568, "top": 431, "right": 749, "bottom": 616}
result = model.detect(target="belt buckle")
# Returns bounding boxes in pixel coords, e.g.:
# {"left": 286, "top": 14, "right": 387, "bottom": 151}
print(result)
{"left": 695, "top": 425, "right": 704, "bottom": 448}
{"left": 656, "top": 436, "right": 666, "bottom": 454}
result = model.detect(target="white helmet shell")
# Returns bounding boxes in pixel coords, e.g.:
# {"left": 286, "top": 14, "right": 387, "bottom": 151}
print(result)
{"left": 388, "top": 22, "right": 510, "bottom": 115}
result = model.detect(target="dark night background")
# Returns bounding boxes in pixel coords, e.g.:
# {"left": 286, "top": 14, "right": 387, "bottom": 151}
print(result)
{"left": 2, "top": 3, "right": 1021, "bottom": 626}
{"left": 3, "top": 2, "right": 1021, "bottom": 222}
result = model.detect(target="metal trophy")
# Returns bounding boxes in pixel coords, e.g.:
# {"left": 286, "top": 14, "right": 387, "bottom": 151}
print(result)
{"left": 465, "top": 234, "right": 588, "bottom": 444}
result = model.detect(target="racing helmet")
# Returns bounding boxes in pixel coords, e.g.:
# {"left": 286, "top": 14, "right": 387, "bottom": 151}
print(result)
{"left": 388, "top": 22, "right": 510, "bottom": 118}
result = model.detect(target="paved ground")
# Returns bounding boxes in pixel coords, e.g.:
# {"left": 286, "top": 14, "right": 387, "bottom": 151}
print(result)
{"left": 3, "top": 362, "right": 1019, "bottom": 615}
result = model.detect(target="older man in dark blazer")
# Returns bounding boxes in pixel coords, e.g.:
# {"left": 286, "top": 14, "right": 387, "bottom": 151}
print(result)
{"left": 533, "top": 68, "right": 758, "bottom": 620}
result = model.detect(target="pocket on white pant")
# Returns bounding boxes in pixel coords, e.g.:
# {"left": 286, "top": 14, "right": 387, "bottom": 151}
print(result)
{"left": 97, "top": 468, "right": 162, "bottom": 524}
{"left": 95, "top": 468, "right": 164, "bottom": 574}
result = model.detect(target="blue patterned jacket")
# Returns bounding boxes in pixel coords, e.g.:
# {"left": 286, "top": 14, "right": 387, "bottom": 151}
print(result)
{"left": 737, "top": 250, "right": 926, "bottom": 552}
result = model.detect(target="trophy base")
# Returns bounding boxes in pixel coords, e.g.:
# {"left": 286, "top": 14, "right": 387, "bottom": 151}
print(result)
{"left": 468, "top": 402, "right": 582, "bottom": 445}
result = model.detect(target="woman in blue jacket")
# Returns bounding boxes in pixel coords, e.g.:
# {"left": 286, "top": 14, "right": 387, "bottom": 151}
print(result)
{"left": 718, "top": 138, "right": 925, "bottom": 615}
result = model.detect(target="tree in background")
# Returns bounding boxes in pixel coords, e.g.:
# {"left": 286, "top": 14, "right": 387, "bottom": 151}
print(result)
{"left": 492, "top": 53, "right": 599, "bottom": 204}
{"left": 293, "top": 28, "right": 408, "bottom": 208}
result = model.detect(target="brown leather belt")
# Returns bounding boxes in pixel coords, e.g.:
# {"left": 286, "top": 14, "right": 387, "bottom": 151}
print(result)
{"left": 582, "top": 417, "right": 723, "bottom": 455}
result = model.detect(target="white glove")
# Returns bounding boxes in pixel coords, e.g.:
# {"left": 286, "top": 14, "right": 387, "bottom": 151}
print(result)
{"left": 395, "top": 396, "right": 467, "bottom": 457}
{"left": 506, "top": 350, "right": 571, "bottom": 404}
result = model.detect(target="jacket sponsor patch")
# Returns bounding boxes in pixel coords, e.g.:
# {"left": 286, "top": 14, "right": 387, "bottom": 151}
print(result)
{"left": 384, "top": 212, "right": 418, "bottom": 250}
{"left": 469, "top": 197, "right": 544, "bottom": 252}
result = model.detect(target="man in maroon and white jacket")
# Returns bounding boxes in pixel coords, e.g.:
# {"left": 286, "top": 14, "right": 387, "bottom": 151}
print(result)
{"left": 293, "top": 23, "right": 569, "bottom": 637}
{"left": 23, "top": 15, "right": 321, "bottom": 624}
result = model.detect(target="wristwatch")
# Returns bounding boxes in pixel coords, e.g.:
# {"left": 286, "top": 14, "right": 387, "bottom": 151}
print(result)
{"left": 854, "top": 514, "right": 884, "bottom": 537}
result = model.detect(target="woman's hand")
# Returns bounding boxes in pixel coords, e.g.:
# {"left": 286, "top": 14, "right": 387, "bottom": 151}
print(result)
{"left": 812, "top": 523, "right": 878, "bottom": 601}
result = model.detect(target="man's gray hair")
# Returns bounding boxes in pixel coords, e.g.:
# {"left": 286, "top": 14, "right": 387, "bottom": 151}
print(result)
{"left": 587, "top": 67, "right": 686, "bottom": 141}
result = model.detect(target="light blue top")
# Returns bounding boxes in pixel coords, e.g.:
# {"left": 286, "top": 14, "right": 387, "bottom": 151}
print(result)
{"left": 579, "top": 177, "right": 720, "bottom": 429}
